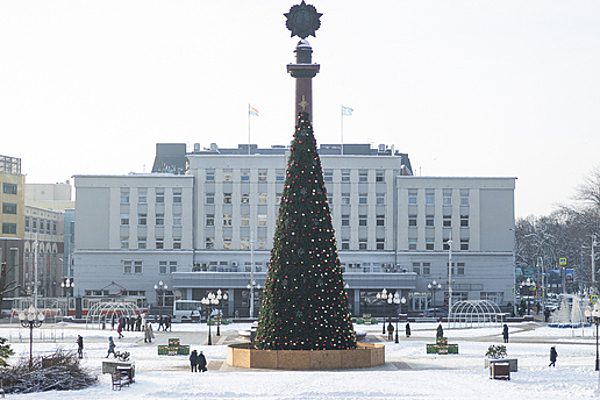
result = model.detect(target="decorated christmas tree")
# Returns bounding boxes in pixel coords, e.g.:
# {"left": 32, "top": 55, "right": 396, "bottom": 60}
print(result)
{"left": 255, "top": 112, "right": 357, "bottom": 350}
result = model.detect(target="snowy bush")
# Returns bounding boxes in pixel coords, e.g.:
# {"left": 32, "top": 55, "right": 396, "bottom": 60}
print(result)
{"left": 485, "top": 344, "right": 507, "bottom": 359}
{"left": 0, "top": 336, "right": 13, "bottom": 367}
{"left": 2, "top": 349, "right": 97, "bottom": 394}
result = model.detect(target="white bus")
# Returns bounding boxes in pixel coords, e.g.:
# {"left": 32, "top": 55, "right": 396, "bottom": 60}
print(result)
{"left": 172, "top": 300, "right": 203, "bottom": 323}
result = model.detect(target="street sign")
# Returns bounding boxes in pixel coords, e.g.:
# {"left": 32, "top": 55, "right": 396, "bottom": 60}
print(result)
{"left": 558, "top": 257, "right": 567, "bottom": 266}
{"left": 590, "top": 294, "right": 599, "bottom": 304}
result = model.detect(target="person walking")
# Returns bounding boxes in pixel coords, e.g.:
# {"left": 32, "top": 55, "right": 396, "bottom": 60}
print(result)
{"left": 198, "top": 351, "right": 208, "bottom": 372}
{"left": 502, "top": 324, "right": 509, "bottom": 343}
{"left": 117, "top": 320, "right": 124, "bottom": 339}
{"left": 76, "top": 335, "right": 84, "bottom": 359}
{"left": 436, "top": 323, "right": 444, "bottom": 339}
{"left": 189, "top": 349, "right": 199, "bottom": 372}
{"left": 549, "top": 346, "right": 558, "bottom": 367}
{"left": 136, "top": 315, "right": 142, "bottom": 332}
{"left": 166, "top": 315, "right": 172, "bottom": 332}
{"left": 106, "top": 337, "right": 116, "bottom": 358}
{"left": 405, "top": 322, "right": 411, "bottom": 338}
{"left": 387, "top": 322, "right": 394, "bottom": 341}
{"left": 158, "top": 315, "right": 165, "bottom": 331}
{"left": 111, "top": 314, "right": 116, "bottom": 330}
{"left": 144, "top": 322, "right": 153, "bottom": 343}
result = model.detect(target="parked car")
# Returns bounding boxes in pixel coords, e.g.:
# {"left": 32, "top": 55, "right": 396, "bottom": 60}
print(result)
{"left": 423, "top": 308, "right": 448, "bottom": 318}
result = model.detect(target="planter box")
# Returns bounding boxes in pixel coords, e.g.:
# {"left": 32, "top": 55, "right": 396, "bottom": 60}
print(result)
{"left": 490, "top": 362, "right": 510, "bottom": 380}
{"left": 485, "top": 357, "right": 518, "bottom": 372}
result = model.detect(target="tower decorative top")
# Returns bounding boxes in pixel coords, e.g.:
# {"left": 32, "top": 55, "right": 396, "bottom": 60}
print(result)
{"left": 284, "top": 1, "right": 322, "bottom": 39}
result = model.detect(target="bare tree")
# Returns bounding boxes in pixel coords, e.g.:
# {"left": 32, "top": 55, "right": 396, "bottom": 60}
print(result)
{"left": 575, "top": 166, "right": 600, "bottom": 209}
{"left": 0, "top": 262, "right": 19, "bottom": 309}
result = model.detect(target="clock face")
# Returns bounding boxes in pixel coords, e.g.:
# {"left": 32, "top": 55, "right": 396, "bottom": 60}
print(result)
{"left": 284, "top": 1, "right": 322, "bottom": 39}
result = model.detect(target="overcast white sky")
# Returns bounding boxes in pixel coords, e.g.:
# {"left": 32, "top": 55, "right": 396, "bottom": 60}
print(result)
{"left": 1, "top": 1, "right": 599, "bottom": 218}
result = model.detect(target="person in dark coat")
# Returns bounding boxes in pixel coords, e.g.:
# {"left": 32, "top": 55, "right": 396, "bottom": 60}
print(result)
{"left": 76, "top": 335, "right": 84, "bottom": 359}
{"left": 198, "top": 351, "right": 207, "bottom": 372}
{"left": 117, "top": 320, "right": 124, "bottom": 339}
{"left": 405, "top": 322, "right": 411, "bottom": 338}
{"left": 189, "top": 350, "right": 199, "bottom": 372}
{"left": 544, "top": 307, "right": 551, "bottom": 323}
{"left": 111, "top": 314, "right": 116, "bottom": 330}
{"left": 105, "top": 337, "right": 116, "bottom": 358}
{"left": 502, "top": 324, "right": 509, "bottom": 343}
{"left": 136, "top": 315, "right": 142, "bottom": 331}
{"left": 386, "top": 322, "right": 394, "bottom": 341}
{"left": 166, "top": 315, "right": 172, "bottom": 332}
{"left": 436, "top": 323, "right": 444, "bottom": 339}
{"left": 158, "top": 316, "right": 165, "bottom": 331}
{"left": 549, "top": 346, "right": 557, "bottom": 367}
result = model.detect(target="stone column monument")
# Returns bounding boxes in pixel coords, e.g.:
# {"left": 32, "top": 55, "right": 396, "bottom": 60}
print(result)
{"left": 285, "top": 1, "right": 322, "bottom": 121}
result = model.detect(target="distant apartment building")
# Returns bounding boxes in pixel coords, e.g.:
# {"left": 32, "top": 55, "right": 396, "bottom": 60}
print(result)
{"left": 74, "top": 143, "right": 516, "bottom": 316}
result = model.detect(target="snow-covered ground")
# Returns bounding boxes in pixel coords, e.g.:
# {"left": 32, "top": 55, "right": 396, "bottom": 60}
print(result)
{"left": 2, "top": 321, "right": 600, "bottom": 399}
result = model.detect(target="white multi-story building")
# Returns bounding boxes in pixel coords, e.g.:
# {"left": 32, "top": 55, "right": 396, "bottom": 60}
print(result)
{"left": 74, "top": 143, "right": 516, "bottom": 316}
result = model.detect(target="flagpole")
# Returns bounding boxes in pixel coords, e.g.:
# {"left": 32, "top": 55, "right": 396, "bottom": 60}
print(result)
{"left": 248, "top": 104, "right": 251, "bottom": 155}
{"left": 340, "top": 105, "right": 344, "bottom": 156}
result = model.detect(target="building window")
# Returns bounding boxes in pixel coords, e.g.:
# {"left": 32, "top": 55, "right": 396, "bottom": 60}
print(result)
{"left": 341, "top": 169, "right": 351, "bottom": 182}
{"left": 156, "top": 213, "right": 164, "bottom": 226}
{"left": 327, "top": 194, "right": 333, "bottom": 205}
{"left": 134, "top": 260, "right": 143, "bottom": 274}
{"left": 408, "top": 215, "right": 417, "bottom": 227}
{"left": 206, "top": 169, "right": 215, "bottom": 182}
{"left": 120, "top": 189, "right": 130, "bottom": 204}
{"left": 460, "top": 239, "right": 469, "bottom": 250}
{"left": 408, "top": 238, "right": 417, "bottom": 250}
{"left": 276, "top": 193, "right": 283, "bottom": 204}
{"left": 25, "top": 217, "right": 30, "bottom": 230}
{"left": 241, "top": 193, "right": 250, "bottom": 204}
{"left": 460, "top": 215, "right": 469, "bottom": 227}
{"left": 341, "top": 193, "right": 351, "bottom": 205}
{"left": 205, "top": 237, "right": 214, "bottom": 249}
{"left": 1, "top": 223, "right": 16, "bottom": 234}
{"left": 120, "top": 213, "right": 129, "bottom": 226}
{"left": 173, "top": 189, "right": 182, "bottom": 203}
{"left": 173, "top": 237, "right": 181, "bottom": 249}
{"left": 156, "top": 189, "right": 164, "bottom": 204}
{"left": 169, "top": 261, "right": 177, "bottom": 273}
{"left": 460, "top": 189, "right": 469, "bottom": 206}
{"left": 223, "top": 169, "right": 233, "bottom": 182}
{"left": 241, "top": 238, "right": 250, "bottom": 249}
{"left": 359, "top": 238, "right": 367, "bottom": 250}
{"left": 206, "top": 193, "right": 215, "bottom": 204}
{"left": 156, "top": 237, "right": 164, "bottom": 249}
{"left": 324, "top": 169, "right": 333, "bottom": 182}
{"left": 223, "top": 193, "right": 232, "bottom": 204}
{"left": 359, "top": 214, "right": 367, "bottom": 226}
{"left": 258, "top": 214, "right": 267, "bottom": 226}
{"left": 138, "top": 212, "right": 147, "bottom": 226}
{"left": 241, "top": 169, "right": 250, "bottom": 182}
{"left": 223, "top": 213, "right": 232, "bottom": 226}
{"left": 258, "top": 169, "right": 267, "bottom": 182}
{"left": 173, "top": 212, "right": 182, "bottom": 227}
{"left": 448, "top": 262, "right": 465, "bottom": 275}
{"left": 376, "top": 237, "right": 385, "bottom": 250}
{"left": 2, "top": 183, "right": 17, "bottom": 195}
{"left": 341, "top": 214, "right": 350, "bottom": 226}
{"left": 206, "top": 214, "right": 214, "bottom": 227}
{"left": 422, "top": 262, "right": 431, "bottom": 275}
{"left": 359, "top": 169, "right": 368, "bottom": 182}
{"left": 223, "top": 237, "right": 232, "bottom": 249}
{"left": 376, "top": 193, "right": 385, "bottom": 205}
{"left": 443, "top": 189, "right": 452, "bottom": 206}
{"left": 159, "top": 261, "right": 167, "bottom": 274}
{"left": 425, "top": 215, "right": 434, "bottom": 227}
{"left": 376, "top": 215, "right": 385, "bottom": 226}
{"left": 425, "top": 238, "right": 434, "bottom": 250}
{"left": 258, "top": 193, "right": 267, "bottom": 204}
{"left": 443, "top": 215, "right": 451, "bottom": 227}
{"left": 408, "top": 189, "right": 417, "bottom": 205}
{"left": 276, "top": 169, "right": 285, "bottom": 182}
{"left": 376, "top": 170, "right": 385, "bottom": 182}
{"left": 256, "top": 239, "right": 266, "bottom": 250}
{"left": 425, "top": 189, "right": 435, "bottom": 206}
{"left": 359, "top": 194, "right": 368, "bottom": 205}
{"left": 2, "top": 202, "right": 17, "bottom": 214}
{"left": 412, "top": 262, "right": 421, "bottom": 275}
{"left": 123, "top": 260, "right": 132, "bottom": 274}
{"left": 341, "top": 240, "right": 350, "bottom": 250}
{"left": 138, "top": 237, "right": 147, "bottom": 249}
{"left": 443, "top": 238, "right": 450, "bottom": 251}
{"left": 138, "top": 188, "right": 147, "bottom": 204}
{"left": 241, "top": 214, "right": 250, "bottom": 226}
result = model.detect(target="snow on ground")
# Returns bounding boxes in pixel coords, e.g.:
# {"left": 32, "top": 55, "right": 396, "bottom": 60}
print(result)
{"left": 2, "top": 321, "right": 600, "bottom": 399}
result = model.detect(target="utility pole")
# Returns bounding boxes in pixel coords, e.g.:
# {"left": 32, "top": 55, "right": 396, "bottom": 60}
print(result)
{"left": 593, "top": 235, "right": 597, "bottom": 290}
{"left": 447, "top": 233, "right": 453, "bottom": 327}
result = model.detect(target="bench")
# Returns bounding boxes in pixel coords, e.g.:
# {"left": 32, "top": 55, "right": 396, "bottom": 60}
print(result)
{"left": 111, "top": 372, "right": 130, "bottom": 390}
{"left": 490, "top": 362, "right": 510, "bottom": 380}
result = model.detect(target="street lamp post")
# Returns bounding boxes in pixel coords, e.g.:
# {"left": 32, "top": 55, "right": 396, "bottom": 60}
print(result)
{"left": 247, "top": 279, "right": 261, "bottom": 319}
{"left": 585, "top": 303, "right": 600, "bottom": 372}
{"left": 18, "top": 305, "right": 45, "bottom": 369}
{"left": 391, "top": 292, "right": 406, "bottom": 344}
{"left": 154, "top": 281, "right": 168, "bottom": 313}
{"left": 520, "top": 278, "right": 535, "bottom": 315}
{"left": 427, "top": 280, "right": 442, "bottom": 319}
{"left": 61, "top": 278, "right": 74, "bottom": 317}
{"left": 377, "top": 288, "right": 388, "bottom": 335}
{"left": 201, "top": 289, "right": 228, "bottom": 345}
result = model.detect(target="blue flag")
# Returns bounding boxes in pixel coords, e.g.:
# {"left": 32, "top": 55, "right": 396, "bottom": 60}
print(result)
{"left": 342, "top": 105, "right": 354, "bottom": 116}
